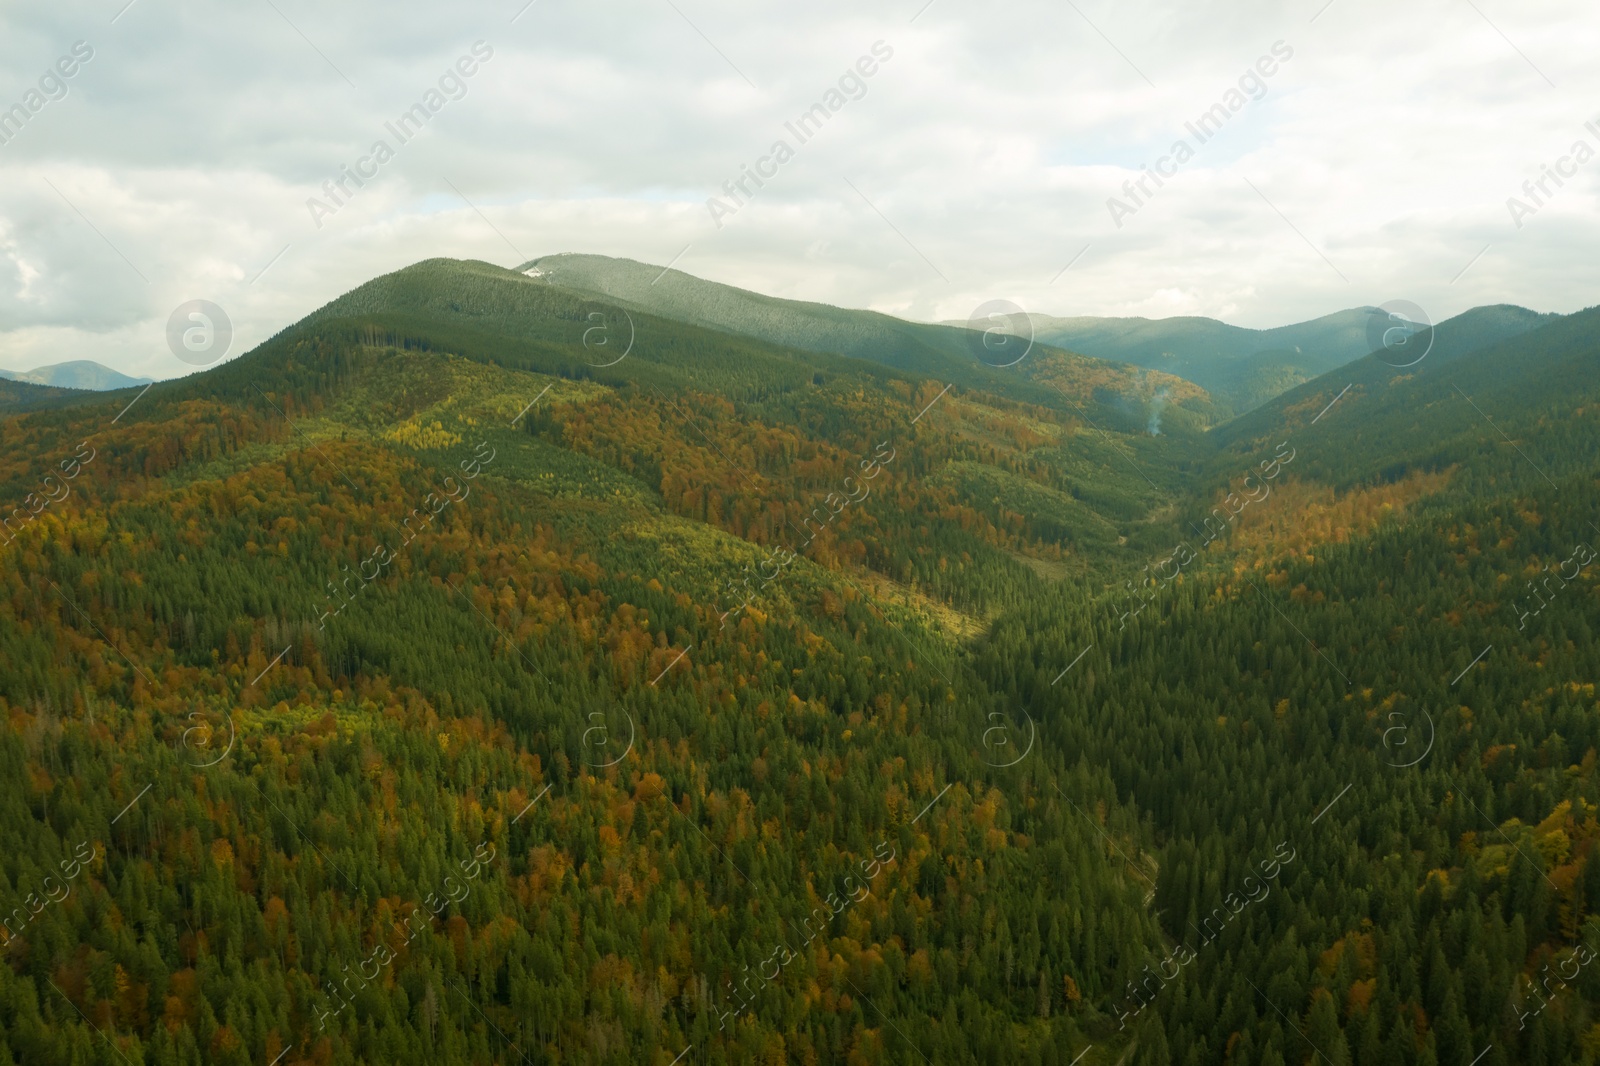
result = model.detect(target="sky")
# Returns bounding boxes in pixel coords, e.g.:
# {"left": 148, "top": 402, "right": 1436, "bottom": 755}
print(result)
{"left": 0, "top": 0, "right": 1596, "bottom": 381}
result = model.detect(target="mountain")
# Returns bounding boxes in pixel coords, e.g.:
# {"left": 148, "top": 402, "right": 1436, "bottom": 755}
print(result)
{"left": 1023, "top": 304, "right": 1555, "bottom": 414}
{"left": 0, "top": 359, "right": 153, "bottom": 391}
{"left": 2, "top": 257, "right": 1598, "bottom": 1066}
{"left": 0, "top": 257, "right": 1197, "bottom": 1064}
{"left": 288, "top": 257, "right": 1212, "bottom": 562}
{"left": 517, "top": 252, "right": 1220, "bottom": 433}
{"left": 1211, "top": 302, "right": 1598, "bottom": 467}
{"left": 518, "top": 251, "right": 1007, "bottom": 374}
{"left": 531, "top": 253, "right": 1555, "bottom": 418}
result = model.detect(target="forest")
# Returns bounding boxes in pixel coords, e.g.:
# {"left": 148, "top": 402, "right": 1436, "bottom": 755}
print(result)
{"left": 0, "top": 257, "right": 1597, "bottom": 1065}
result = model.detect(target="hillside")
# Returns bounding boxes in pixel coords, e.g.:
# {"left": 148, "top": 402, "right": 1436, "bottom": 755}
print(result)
{"left": 973, "top": 294, "right": 1600, "bottom": 1066}
{"left": 1212, "top": 302, "right": 1600, "bottom": 476}
{"left": 0, "top": 256, "right": 1210, "bottom": 1066}
{"left": 1025, "top": 304, "right": 1554, "bottom": 415}
{"left": 0, "top": 377, "right": 92, "bottom": 415}
{"left": 519, "top": 253, "right": 1219, "bottom": 433}
{"left": 1, "top": 258, "right": 1598, "bottom": 1066}
{"left": 532, "top": 253, "right": 1553, "bottom": 420}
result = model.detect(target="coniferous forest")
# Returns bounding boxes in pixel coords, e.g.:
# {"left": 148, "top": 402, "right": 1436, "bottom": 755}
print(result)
{"left": 1, "top": 256, "right": 1599, "bottom": 1066}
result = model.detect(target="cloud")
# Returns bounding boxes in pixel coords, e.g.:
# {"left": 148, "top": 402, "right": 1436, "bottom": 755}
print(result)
{"left": 1, "top": 0, "right": 1596, "bottom": 380}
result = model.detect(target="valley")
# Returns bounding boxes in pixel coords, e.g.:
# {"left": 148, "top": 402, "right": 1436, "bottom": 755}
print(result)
{"left": 0, "top": 256, "right": 1596, "bottom": 1066}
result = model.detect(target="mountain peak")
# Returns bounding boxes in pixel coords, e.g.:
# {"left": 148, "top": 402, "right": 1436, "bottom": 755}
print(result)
{"left": 0, "top": 359, "right": 152, "bottom": 391}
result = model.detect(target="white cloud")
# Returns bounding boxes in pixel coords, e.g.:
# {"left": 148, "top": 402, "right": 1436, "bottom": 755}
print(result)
{"left": 0, "top": 0, "right": 1596, "bottom": 379}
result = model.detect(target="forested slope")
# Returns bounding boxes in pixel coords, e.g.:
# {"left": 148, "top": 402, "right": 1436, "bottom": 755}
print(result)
{"left": 974, "top": 303, "right": 1600, "bottom": 1065}
{"left": 0, "top": 259, "right": 1207, "bottom": 1066}
{"left": 1025, "top": 304, "right": 1553, "bottom": 416}
{"left": 514, "top": 254, "right": 1219, "bottom": 432}
{"left": 2, "top": 256, "right": 1596, "bottom": 1065}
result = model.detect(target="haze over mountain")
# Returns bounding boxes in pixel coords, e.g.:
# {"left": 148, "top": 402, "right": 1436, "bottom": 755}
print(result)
{"left": 0, "top": 360, "right": 152, "bottom": 392}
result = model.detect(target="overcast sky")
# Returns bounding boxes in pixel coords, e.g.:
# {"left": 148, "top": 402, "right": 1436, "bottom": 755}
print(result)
{"left": 1, "top": 0, "right": 1596, "bottom": 380}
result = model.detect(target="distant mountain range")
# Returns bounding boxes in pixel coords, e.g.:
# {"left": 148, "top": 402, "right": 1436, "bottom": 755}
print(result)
{"left": 524, "top": 253, "right": 1556, "bottom": 416}
{"left": 0, "top": 360, "right": 152, "bottom": 391}
{"left": 1022, "top": 305, "right": 1557, "bottom": 414}
{"left": 0, "top": 261, "right": 1557, "bottom": 417}
{"left": 513, "top": 252, "right": 1212, "bottom": 428}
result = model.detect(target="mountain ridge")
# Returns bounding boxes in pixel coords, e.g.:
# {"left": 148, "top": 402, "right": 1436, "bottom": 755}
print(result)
{"left": 523, "top": 252, "right": 1556, "bottom": 417}
{"left": 1023, "top": 303, "right": 1556, "bottom": 414}
{"left": 0, "top": 359, "right": 153, "bottom": 391}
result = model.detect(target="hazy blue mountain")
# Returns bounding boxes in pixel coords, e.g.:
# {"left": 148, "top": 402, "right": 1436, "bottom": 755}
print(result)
{"left": 0, "top": 359, "right": 153, "bottom": 391}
